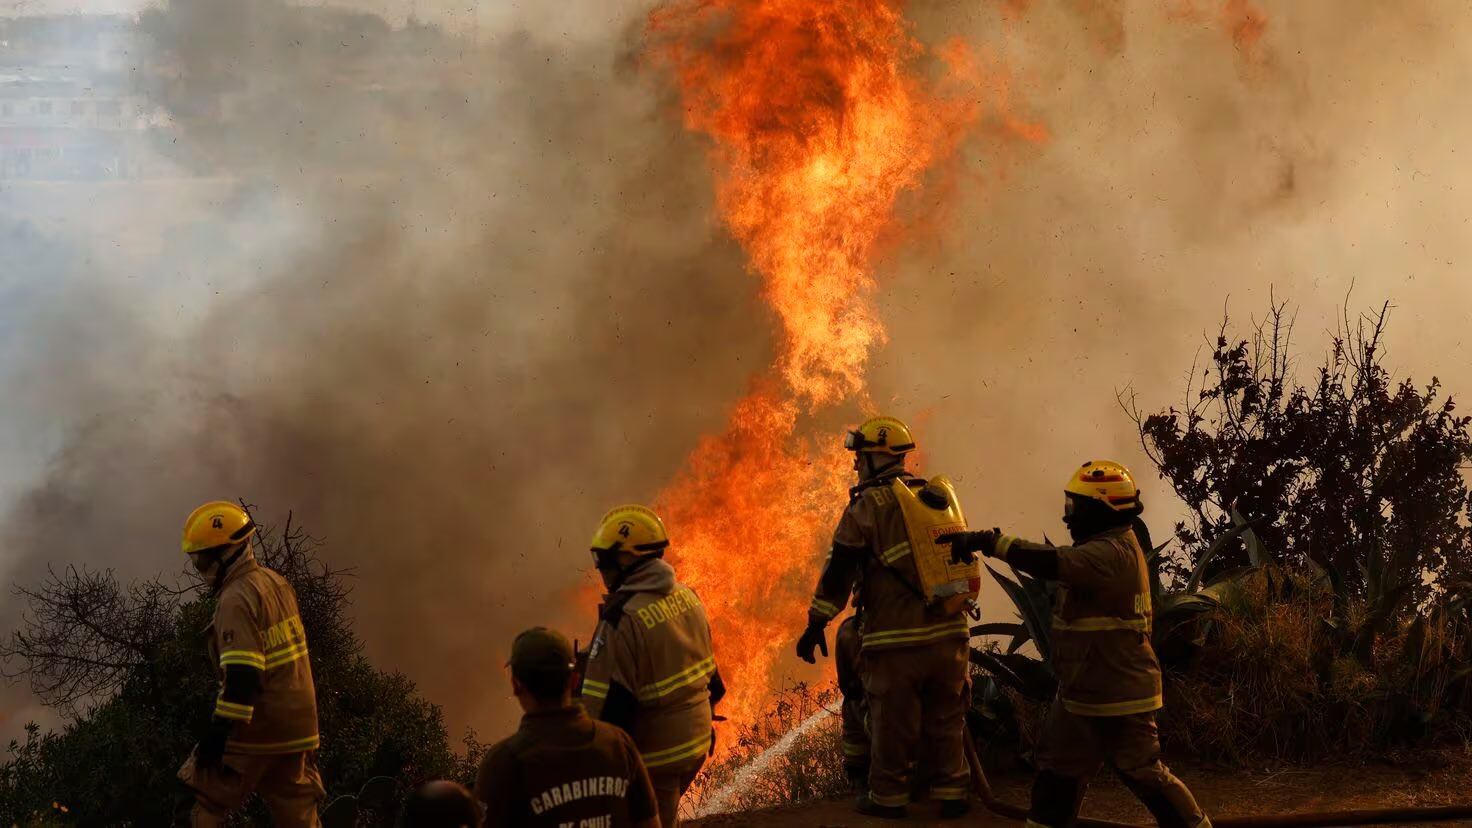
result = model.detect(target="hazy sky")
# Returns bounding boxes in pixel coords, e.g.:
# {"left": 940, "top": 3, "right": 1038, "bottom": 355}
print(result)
{"left": 3, "top": 0, "right": 587, "bottom": 36}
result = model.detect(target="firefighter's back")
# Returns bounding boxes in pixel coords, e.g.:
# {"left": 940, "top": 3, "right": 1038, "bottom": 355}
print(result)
{"left": 618, "top": 579, "right": 716, "bottom": 775}
{"left": 219, "top": 565, "right": 319, "bottom": 754}
{"left": 847, "top": 476, "right": 970, "bottom": 651}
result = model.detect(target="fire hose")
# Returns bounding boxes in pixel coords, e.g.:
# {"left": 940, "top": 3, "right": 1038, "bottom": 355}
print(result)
{"left": 962, "top": 733, "right": 1472, "bottom": 827}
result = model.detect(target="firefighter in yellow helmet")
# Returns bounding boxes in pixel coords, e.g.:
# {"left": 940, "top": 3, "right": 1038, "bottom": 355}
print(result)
{"left": 175, "top": 501, "right": 324, "bottom": 827}
{"left": 797, "top": 416, "right": 974, "bottom": 820}
{"left": 578, "top": 505, "right": 723, "bottom": 828}
{"left": 940, "top": 461, "right": 1211, "bottom": 828}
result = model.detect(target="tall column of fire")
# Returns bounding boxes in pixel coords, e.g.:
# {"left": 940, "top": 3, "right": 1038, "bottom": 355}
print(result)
{"left": 643, "top": 0, "right": 984, "bottom": 735}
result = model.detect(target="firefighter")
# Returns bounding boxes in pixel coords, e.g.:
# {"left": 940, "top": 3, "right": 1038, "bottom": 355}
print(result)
{"left": 476, "top": 627, "right": 658, "bottom": 827}
{"left": 940, "top": 460, "right": 1211, "bottom": 828}
{"left": 176, "top": 501, "right": 324, "bottom": 827}
{"left": 579, "top": 505, "right": 724, "bottom": 828}
{"left": 796, "top": 416, "right": 972, "bottom": 820}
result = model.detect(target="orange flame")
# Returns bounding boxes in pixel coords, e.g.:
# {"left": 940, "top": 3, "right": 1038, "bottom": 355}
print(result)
{"left": 640, "top": 0, "right": 988, "bottom": 739}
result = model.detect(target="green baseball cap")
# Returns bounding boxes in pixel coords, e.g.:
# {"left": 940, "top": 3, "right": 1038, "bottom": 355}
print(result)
{"left": 508, "top": 626, "right": 575, "bottom": 677}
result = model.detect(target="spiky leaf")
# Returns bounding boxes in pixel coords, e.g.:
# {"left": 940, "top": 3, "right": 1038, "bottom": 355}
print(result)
{"left": 987, "top": 563, "right": 1053, "bottom": 663}
{"left": 970, "top": 649, "right": 1056, "bottom": 700}
{"left": 1186, "top": 519, "right": 1261, "bottom": 593}
{"left": 1231, "top": 505, "right": 1273, "bottom": 567}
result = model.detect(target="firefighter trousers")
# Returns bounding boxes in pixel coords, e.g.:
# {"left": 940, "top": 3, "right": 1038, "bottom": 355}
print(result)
{"left": 1031, "top": 700, "right": 1208, "bottom": 828}
{"left": 835, "top": 615, "right": 870, "bottom": 781}
{"left": 860, "top": 638, "right": 969, "bottom": 808}
{"left": 651, "top": 756, "right": 705, "bottom": 828}
{"left": 179, "top": 749, "right": 325, "bottom": 827}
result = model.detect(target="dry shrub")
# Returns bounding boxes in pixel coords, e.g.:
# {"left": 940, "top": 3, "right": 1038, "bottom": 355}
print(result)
{"left": 684, "top": 683, "right": 848, "bottom": 816}
{"left": 1161, "top": 569, "right": 1472, "bottom": 764}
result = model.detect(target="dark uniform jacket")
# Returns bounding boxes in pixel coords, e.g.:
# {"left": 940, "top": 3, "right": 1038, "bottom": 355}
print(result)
{"left": 808, "top": 470, "right": 969, "bottom": 650}
{"left": 208, "top": 555, "right": 319, "bottom": 754}
{"left": 580, "top": 558, "right": 718, "bottom": 776}
{"left": 999, "top": 525, "right": 1162, "bottom": 716}
{"left": 476, "top": 705, "right": 657, "bottom": 827}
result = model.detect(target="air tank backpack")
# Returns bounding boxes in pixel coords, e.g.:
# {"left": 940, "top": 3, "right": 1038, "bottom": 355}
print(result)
{"left": 891, "top": 475, "right": 980, "bottom": 616}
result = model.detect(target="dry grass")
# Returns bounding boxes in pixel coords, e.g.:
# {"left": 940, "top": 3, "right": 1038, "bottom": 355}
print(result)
{"left": 1160, "top": 570, "right": 1472, "bottom": 764}
{"left": 684, "top": 683, "right": 849, "bottom": 817}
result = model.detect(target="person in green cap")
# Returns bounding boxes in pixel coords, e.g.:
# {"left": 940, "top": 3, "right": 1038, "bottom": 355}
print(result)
{"left": 476, "top": 627, "right": 660, "bottom": 828}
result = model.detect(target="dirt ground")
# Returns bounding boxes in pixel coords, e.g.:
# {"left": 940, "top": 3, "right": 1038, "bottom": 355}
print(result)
{"left": 691, "top": 753, "right": 1472, "bottom": 827}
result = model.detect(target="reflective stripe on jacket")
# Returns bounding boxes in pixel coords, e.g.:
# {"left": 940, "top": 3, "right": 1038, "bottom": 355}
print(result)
{"left": 808, "top": 471, "right": 969, "bottom": 652}
{"left": 207, "top": 555, "right": 320, "bottom": 753}
{"left": 1003, "top": 526, "right": 1162, "bottom": 716}
{"left": 579, "top": 559, "right": 717, "bottom": 772}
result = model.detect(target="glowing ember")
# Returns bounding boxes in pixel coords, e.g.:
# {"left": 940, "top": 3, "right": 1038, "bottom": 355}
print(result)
{"left": 641, "top": 0, "right": 985, "bottom": 742}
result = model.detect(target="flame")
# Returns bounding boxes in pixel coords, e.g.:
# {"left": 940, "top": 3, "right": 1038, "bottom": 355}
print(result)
{"left": 640, "top": 0, "right": 993, "bottom": 739}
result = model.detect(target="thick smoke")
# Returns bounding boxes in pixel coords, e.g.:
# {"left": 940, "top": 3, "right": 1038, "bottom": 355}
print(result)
{"left": 1, "top": 0, "right": 768, "bottom": 738}
{"left": 5, "top": 0, "right": 1472, "bottom": 743}
{"left": 874, "top": 1, "right": 1472, "bottom": 546}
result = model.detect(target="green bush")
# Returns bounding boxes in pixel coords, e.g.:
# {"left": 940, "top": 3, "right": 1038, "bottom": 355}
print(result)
{"left": 0, "top": 512, "right": 473, "bottom": 825}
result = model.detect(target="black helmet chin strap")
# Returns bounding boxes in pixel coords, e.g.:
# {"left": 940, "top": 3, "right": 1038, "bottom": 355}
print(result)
{"left": 595, "top": 544, "right": 663, "bottom": 591}
{"left": 211, "top": 541, "right": 249, "bottom": 595}
{"left": 861, "top": 453, "right": 904, "bottom": 481}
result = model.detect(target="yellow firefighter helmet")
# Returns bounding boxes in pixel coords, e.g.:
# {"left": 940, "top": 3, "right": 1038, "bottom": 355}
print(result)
{"left": 181, "top": 500, "right": 257, "bottom": 556}
{"left": 844, "top": 416, "right": 916, "bottom": 456}
{"left": 1064, "top": 460, "right": 1140, "bottom": 512}
{"left": 589, "top": 504, "right": 670, "bottom": 556}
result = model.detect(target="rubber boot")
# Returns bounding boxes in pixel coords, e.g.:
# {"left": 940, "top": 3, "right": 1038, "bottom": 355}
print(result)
{"left": 846, "top": 763, "right": 870, "bottom": 797}
{"left": 1029, "top": 770, "right": 1086, "bottom": 828}
{"left": 938, "top": 798, "right": 972, "bottom": 819}
{"left": 854, "top": 793, "right": 907, "bottom": 820}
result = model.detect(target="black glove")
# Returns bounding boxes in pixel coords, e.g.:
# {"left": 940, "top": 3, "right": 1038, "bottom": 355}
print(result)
{"left": 796, "top": 619, "right": 829, "bottom": 664}
{"left": 195, "top": 717, "right": 231, "bottom": 772}
{"left": 937, "top": 529, "right": 1000, "bottom": 564}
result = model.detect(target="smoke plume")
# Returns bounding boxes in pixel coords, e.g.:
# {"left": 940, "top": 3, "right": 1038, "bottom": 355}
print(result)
{"left": 4, "top": 0, "right": 1472, "bottom": 742}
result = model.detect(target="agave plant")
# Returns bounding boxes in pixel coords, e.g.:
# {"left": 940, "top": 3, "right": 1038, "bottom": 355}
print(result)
{"left": 969, "top": 563, "right": 1056, "bottom": 702}
{"left": 1152, "top": 508, "right": 1270, "bottom": 663}
{"left": 1398, "top": 584, "right": 1472, "bottom": 719}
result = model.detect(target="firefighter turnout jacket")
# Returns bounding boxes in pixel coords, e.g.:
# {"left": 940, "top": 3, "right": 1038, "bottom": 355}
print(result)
{"left": 476, "top": 704, "right": 658, "bottom": 827}
{"left": 580, "top": 558, "right": 718, "bottom": 777}
{"left": 209, "top": 556, "right": 320, "bottom": 754}
{"left": 998, "top": 525, "right": 1161, "bottom": 716}
{"left": 808, "top": 470, "right": 970, "bottom": 650}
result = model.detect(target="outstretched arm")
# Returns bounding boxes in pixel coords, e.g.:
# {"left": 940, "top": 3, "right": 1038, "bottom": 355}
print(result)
{"left": 938, "top": 530, "right": 1060, "bottom": 580}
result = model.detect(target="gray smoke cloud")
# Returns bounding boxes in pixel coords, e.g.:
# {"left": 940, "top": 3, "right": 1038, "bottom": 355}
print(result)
{"left": 5, "top": 0, "right": 1472, "bottom": 743}
{"left": 879, "top": 0, "right": 1472, "bottom": 541}
{"left": 0, "top": 0, "right": 767, "bottom": 739}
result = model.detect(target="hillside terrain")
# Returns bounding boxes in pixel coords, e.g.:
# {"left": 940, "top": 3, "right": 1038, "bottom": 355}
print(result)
{"left": 693, "top": 752, "right": 1472, "bottom": 827}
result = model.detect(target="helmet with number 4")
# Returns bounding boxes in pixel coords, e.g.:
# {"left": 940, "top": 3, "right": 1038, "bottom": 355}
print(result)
{"left": 589, "top": 504, "right": 670, "bottom": 566}
{"left": 181, "top": 500, "right": 257, "bottom": 556}
{"left": 843, "top": 416, "right": 916, "bottom": 456}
